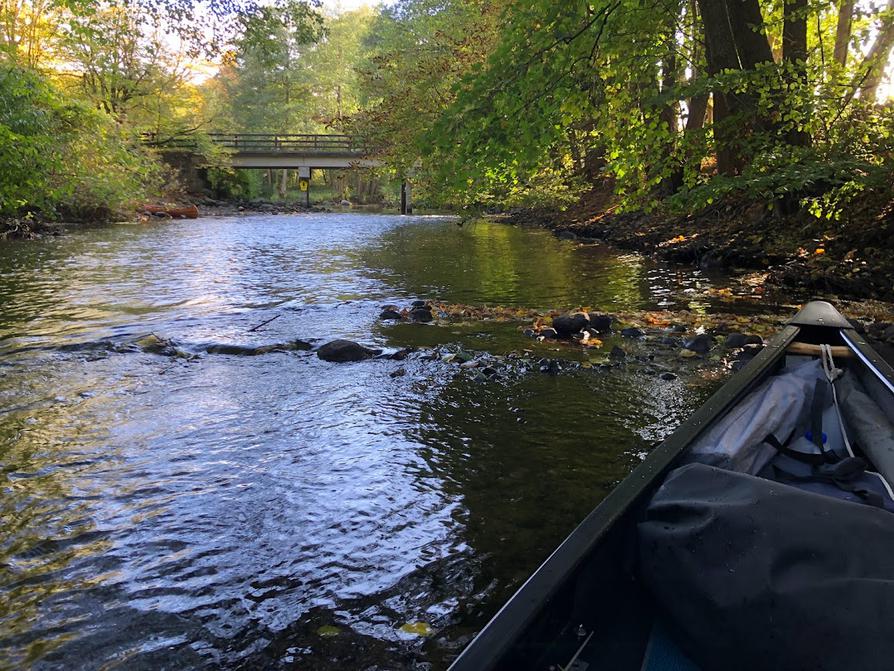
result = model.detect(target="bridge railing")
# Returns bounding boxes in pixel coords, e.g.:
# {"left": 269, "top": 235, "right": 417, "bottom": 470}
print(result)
{"left": 142, "top": 132, "right": 370, "bottom": 154}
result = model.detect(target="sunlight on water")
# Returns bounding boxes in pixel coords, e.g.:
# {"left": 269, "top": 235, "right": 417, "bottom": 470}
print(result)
{"left": 0, "top": 214, "right": 723, "bottom": 669}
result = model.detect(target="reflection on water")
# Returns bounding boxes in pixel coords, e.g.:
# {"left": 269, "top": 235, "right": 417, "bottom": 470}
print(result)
{"left": 0, "top": 214, "right": 723, "bottom": 669}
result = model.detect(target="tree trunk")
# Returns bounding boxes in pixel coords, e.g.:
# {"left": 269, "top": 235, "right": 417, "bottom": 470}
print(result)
{"left": 279, "top": 169, "right": 289, "bottom": 199}
{"left": 834, "top": 0, "right": 855, "bottom": 66}
{"left": 699, "top": 0, "right": 745, "bottom": 174}
{"left": 783, "top": 0, "right": 808, "bottom": 65}
{"left": 660, "top": 21, "right": 684, "bottom": 194}
{"left": 685, "top": 0, "right": 708, "bottom": 132}
{"left": 859, "top": 0, "right": 894, "bottom": 102}
{"left": 783, "top": 0, "right": 810, "bottom": 146}
{"left": 698, "top": 0, "right": 779, "bottom": 173}
{"left": 725, "top": 0, "right": 774, "bottom": 68}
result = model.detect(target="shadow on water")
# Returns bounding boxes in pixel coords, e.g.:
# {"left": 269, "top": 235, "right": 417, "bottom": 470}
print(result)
{"left": 0, "top": 214, "right": 736, "bottom": 669}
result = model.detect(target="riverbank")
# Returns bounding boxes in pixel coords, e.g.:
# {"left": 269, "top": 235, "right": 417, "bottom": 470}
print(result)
{"left": 0, "top": 199, "right": 341, "bottom": 239}
{"left": 506, "top": 186, "right": 894, "bottom": 303}
{"left": 0, "top": 217, "right": 65, "bottom": 240}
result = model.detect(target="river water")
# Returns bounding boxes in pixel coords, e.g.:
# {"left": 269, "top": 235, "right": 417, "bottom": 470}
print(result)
{"left": 0, "top": 214, "right": 735, "bottom": 669}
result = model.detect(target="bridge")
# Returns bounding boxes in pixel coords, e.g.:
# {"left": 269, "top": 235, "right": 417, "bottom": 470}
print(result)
{"left": 144, "top": 132, "right": 412, "bottom": 212}
{"left": 144, "top": 132, "right": 383, "bottom": 169}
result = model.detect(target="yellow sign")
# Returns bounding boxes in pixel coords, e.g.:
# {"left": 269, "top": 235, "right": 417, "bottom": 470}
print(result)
{"left": 299, "top": 178, "right": 309, "bottom": 192}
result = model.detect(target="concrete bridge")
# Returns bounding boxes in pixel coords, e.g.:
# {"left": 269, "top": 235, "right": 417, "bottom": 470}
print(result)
{"left": 144, "top": 132, "right": 412, "bottom": 212}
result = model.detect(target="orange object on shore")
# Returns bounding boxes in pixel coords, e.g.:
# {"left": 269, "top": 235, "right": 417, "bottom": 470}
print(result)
{"left": 140, "top": 204, "right": 199, "bottom": 219}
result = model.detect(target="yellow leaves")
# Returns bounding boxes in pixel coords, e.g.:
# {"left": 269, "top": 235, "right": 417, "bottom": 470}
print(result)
{"left": 669, "top": 234, "right": 686, "bottom": 244}
{"left": 815, "top": 248, "right": 825, "bottom": 255}
{"left": 643, "top": 312, "right": 672, "bottom": 326}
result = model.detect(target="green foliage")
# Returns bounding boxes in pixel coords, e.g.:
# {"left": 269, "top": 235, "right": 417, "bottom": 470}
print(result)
{"left": 0, "top": 64, "right": 161, "bottom": 219}
{"left": 207, "top": 167, "right": 264, "bottom": 200}
{"left": 212, "top": 0, "right": 326, "bottom": 132}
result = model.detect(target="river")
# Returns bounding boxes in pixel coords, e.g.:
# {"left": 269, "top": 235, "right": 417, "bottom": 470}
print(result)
{"left": 0, "top": 213, "right": 746, "bottom": 669}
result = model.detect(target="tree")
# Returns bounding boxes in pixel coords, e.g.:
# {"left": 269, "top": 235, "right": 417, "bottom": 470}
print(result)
{"left": 858, "top": 0, "right": 894, "bottom": 102}
{"left": 61, "top": 4, "right": 187, "bottom": 120}
{"left": 834, "top": 0, "right": 855, "bottom": 66}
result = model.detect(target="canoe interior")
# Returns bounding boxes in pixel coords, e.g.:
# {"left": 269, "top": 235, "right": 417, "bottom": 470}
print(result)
{"left": 451, "top": 302, "right": 894, "bottom": 671}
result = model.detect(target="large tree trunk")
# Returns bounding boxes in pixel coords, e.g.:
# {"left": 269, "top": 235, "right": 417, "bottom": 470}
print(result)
{"left": 660, "top": 14, "right": 685, "bottom": 195}
{"left": 783, "top": 0, "right": 810, "bottom": 146}
{"left": 697, "top": 0, "right": 778, "bottom": 173}
{"left": 698, "top": 0, "right": 747, "bottom": 174}
{"left": 685, "top": 0, "right": 708, "bottom": 132}
{"left": 726, "top": 0, "right": 775, "bottom": 68}
{"left": 859, "top": 0, "right": 894, "bottom": 102}
{"left": 834, "top": 0, "right": 855, "bottom": 66}
{"left": 783, "top": 0, "right": 808, "bottom": 64}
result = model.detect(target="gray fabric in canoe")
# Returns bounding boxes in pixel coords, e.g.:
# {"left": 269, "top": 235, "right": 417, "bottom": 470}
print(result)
{"left": 837, "top": 372, "right": 894, "bottom": 488}
{"left": 684, "top": 359, "right": 824, "bottom": 475}
{"left": 638, "top": 463, "right": 894, "bottom": 671}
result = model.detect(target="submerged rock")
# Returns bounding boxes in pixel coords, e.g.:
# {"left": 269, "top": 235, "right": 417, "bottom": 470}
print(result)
{"left": 725, "top": 333, "right": 763, "bottom": 348}
{"left": 135, "top": 334, "right": 193, "bottom": 359}
{"left": 589, "top": 314, "right": 614, "bottom": 332}
{"left": 683, "top": 334, "right": 714, "bottom": 353}
{"left": 410, "top": 300, "right": 428, "bottom": 308}
{"left": 410, "top": 307, "right": 434, "bottom": 323}
{"left": 553, "top": 312, "right": 589, "bottom": 337}
{"left": 621, "top": 327, "right": 645, "bottom": 339}
{"left": 659, "top": 372, "right": 678, "bottom": 381}
{"left": 609, "top": 345, "right": 627, "bottom": 361}
{"left": 380, "top": 309, "right": 403, "bottom": 320}
{"left": 205, "top": 340, "right": 311, "bottom": 356}
{"left": 317, "top": 339, "right": 381, "bottom": 362}
{"left": 539, "top": 358, "right": 561, "bottom": 375}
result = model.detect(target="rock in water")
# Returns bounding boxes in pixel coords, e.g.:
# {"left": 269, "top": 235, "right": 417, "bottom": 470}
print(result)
{"left": 683, "top": 334, "right": 714, "bottom": 353}
{"left": 552, "top": 312, "right": 590, "bottom": 337}
{"left": 725, "top": 333, "right": 763, "bottom": 348}
{"left": 621, "top": 327, "right": 645, "bottom": 339}
{"left": 539, "top": 327, "right": 558, "bottom": 339}
{"left": 317, "top": 340, "right": 381, "bottom": 362}
{"left": 410, "top": 300, "right": 427, "bottom": 308}
{"left": 410, "top": 307, "right": 434, "bottom": 323}
{"left": 589, "top": 314, "right": 614, "bottom": 332}
{"left": 609, "top": 345, "right": 627, "bottom": 361}
{"left": 380, "top": 309, "right": 403, "bottom": 320}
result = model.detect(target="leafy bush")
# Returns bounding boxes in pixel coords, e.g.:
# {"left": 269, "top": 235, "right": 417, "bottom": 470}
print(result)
{"left": 0, "top": 64, "right": 161, "bottom": 220}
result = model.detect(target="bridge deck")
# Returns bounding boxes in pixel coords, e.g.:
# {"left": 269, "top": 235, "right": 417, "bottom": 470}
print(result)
{"left": 143, "top": 132, "right": 381, "bottom": 169}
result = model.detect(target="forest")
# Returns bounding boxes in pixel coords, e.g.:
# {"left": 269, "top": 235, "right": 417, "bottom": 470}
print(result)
{"left": 2, "top": 0, "right": 894, "bottom": 244}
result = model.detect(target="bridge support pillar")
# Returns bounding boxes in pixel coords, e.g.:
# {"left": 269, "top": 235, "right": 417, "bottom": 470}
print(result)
{"left": 400, "top": 179, "right": 412, "bottom": 215}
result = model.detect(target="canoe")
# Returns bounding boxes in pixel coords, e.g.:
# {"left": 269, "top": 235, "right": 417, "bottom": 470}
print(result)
{"left": 139, "top": 203, "right": 199, "bottom": 219}
{"left": 449, "top": 301, "right": 894, "bottom": 671}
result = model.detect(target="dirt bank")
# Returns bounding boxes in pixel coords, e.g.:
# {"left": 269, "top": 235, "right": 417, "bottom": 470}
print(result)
{"left": 506, "top": 186, "right": 894, "bottom": 303}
